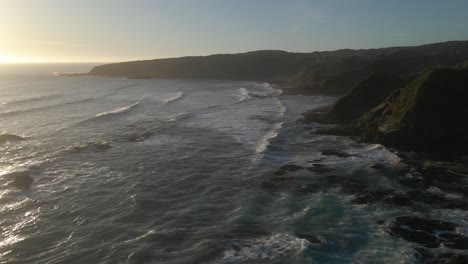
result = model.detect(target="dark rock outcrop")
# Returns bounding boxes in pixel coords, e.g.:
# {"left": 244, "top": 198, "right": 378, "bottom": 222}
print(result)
{"left": 358, "top": 68, "right": 468, "bottom": 157}
{"left": 389, "top": 216, "right": 468, "bottom": 249}
{"left": 295, "top": 233, "right": 322, "bottom": 244}
{"left": 9, "top": 172, "right": 34, "bottom": 189}
{"left": 274, "top": 165, "right": 304, "bottom": 176}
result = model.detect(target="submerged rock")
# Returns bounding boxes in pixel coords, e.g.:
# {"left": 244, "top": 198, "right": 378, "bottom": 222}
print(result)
{"left": 11, "top": 173, "right": 34, "bottom": 189}
{"left": 0, "top": 133, "right": 26, "bottom": 144}
{"left": 274, "top": 165, "right": 304, "bottom": 176}
{"left": 352, "top": 189, "right": 395, "bottom": 204}
{"left": 321, "top": 149, "right": 356, "bottom": 158}
{"left": 306, "top": 164, "right": 334, "bottom": 174}
{"left": 296, "top": 183, "right": 321, "bottom": 194}
{"left": 295, "top": 233, "right": 321, "bottom": 244}
{"left": 414, "top": 248, "right": 468, "bottom": 264}
{"left": 389, "top": 216, "right": 468, "bottom": 249}
{"left": 260, "top": 181, "right": 280, "bottom": 191}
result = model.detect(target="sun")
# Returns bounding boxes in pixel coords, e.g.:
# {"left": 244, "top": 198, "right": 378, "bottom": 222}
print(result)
{"left": 0, "top": 53, "right": 20, "bottom": 63}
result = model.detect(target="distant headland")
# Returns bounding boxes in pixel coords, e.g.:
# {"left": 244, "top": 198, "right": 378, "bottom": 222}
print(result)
{"left": 88, "top": 40, "right": 468, "bottom": 95}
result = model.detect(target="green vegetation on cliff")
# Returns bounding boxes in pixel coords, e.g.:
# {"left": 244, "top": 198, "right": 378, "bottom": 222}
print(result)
{"left": 358, "top": 68, "right": 468, "bottom": 156}
{"left": 327, "top": 73, "right": 407, "bottom": 122}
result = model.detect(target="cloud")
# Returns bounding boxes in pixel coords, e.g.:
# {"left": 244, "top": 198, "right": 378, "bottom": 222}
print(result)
{"left": 29, "top": 40, "right": 97, "bottom": 48}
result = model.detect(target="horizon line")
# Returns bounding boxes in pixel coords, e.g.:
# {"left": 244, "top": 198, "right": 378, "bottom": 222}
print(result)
{"left": 2, "top": 39, "right": 467, "bottom": 65}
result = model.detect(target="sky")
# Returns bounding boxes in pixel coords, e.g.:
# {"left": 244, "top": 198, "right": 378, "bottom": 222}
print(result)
{"left": 1, "top": 0, "right": 468, "bottom": 63}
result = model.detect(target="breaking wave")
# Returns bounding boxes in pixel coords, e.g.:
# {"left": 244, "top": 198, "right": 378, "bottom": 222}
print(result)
{"left": 2, "top": 94, "right": 65, "bottom": 106}
{"left": 95, "top": 102, "right": 140, "bottom": 118}
{"left": 220, "top": 233, "right": 304, "bottom": 263}
{"left": 75, "top": 102, "right": 141, "bottom": 125}
{"left": 162, "top": 92, "right": 184, "bottom": 104}
{"left": 255, "top": 122, "right": 284, "bottom": 155}
{"left": 237, "top": 88, "right": 252, "bottom": 102}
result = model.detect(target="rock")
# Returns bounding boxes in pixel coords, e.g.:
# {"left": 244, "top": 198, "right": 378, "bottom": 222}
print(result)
{"left": 359, "top": 68, "right": 468, "bottom": 157}
{"left": 296, "top": 183, "right": 320, "bottom": 194}
{"left": 295, "top": 233, "right": 321, "bottom": 244}
{"left": 323, "top": 175, "right": 368, "bottom": 195}
{"left": 314, "top": 126, "right": 361, "bottom": 137}
{"left": 376, "top": 220, "right": 386, "bottom": 225}
{"left": 393, "top": 216, "right": 458, "bottom": 233}
{"left": 406, "top": 191, "right": 468, "bottom": 210}
{"left": 94, "top": 142, "right": 112, "bottom": 152}
{"left": 270, "top": 176, "right": 295, "bottom": 184}
{"left": 431, "top": 253, "right": 468, "bottom": 264}
{"left": 352, "top": 189, "right": 395, "bottom": 204}
{"left": 260, "top": 181, "right": 280, "bottom": 191}
{"left": 321, "top": 149, "right": 356, "bottom": 158}
{"left": 274, "top": 165, "right": 304, "bottom": 176}
{"left": 12, "top": 173, "right": 34, "bottom": 189}
{"left": 306, "top": 164, "right": 334, "bottom": 174}
{"left": 383, "top": 194, "right": 413, "bottom": 206}
{"left": 440, "top": 234, "right": 468, "bottom": 250}
{"left": 126, "top": 132, "right": 154, "bottom": 142}
{"left": 339, "top": 180, "right": 367, "bottom": 194}
{"left": 370, "top": 164, "right": 386, "bottom": 170}
{"left": 389, "top": 216, "right": 468, "bottom": 249}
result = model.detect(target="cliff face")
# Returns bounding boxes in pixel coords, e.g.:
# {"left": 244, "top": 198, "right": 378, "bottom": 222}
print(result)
{"left": 89, "top": 41, "right": 468, "bottom": 95}
{"left": 358, "top": 68, "right": 468, "bottom": 156}
{"left": 327, "top": 73, "right": 407, "bottom": 122}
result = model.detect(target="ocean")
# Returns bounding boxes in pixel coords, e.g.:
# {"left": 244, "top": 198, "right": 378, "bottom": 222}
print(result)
{"left": 0, "top": 64, "right": 466, "bottom": 264}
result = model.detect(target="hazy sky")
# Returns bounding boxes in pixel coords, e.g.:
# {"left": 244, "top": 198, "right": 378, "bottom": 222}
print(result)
{"left": 1, "top": 0, "right": 468, "bottom": 63}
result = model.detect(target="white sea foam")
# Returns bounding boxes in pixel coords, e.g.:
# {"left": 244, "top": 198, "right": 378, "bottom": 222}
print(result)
{"left": 123, "top": 230, "right": 157, "bottom": 244}
{"left": 162, "top": 92, "right": 184, "bottom": 104}
{"left": 255, "top": 122, "right": 284, "bottom": 155}
{"left": 95, "top": 102, "right": 140, "bottom": 117}
{"left": 237, "top": 88, "right": 252, "bottom": 102}
{"left": 220, "top": 233, "right": 303, "bottom": 263}
{"left": 165, "top": 112, "right": 191, "bottom": 123}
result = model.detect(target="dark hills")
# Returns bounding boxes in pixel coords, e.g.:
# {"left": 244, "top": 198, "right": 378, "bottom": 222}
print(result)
{"left": 327, "top": 73, "right": 408, "bottom": 122}
{"left": 309, "top": 67, "right": 468, "bottom": 157}
{"left": 89, "top": 41, "right": 468, "bottom": 95}
{"left": 358, "top": 68, "right": 468, "bottom": 156}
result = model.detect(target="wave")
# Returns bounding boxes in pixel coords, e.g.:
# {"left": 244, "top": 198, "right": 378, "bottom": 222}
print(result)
{"left": 165, "top": 112, "right": 191, "bottom": 123}
{"left": 162, "top": 92, "right": 184, "bottom": 104}
{"left": 237, "top": 88, "right": 252, "bottom": 102}
{"left": 259, "top": 82, "right": 283, "bottom": 96}
{"left": 0, "top": 133, "right": 26, "bottom": 144}
{"left": 0, "top": 97, "right": 103, "bottom": 117}
{"left": 96, "top": 102, "right": 140, "bottom": 117}
{"left": 220, "top": 233, "right": 304, "bottom": 263}
{"left": 73, "top": 102, "right": 141, "bottom": 126}
{"left": 2, "top": 94, "right": 65, "bottom": 107}
{"left": 112, "top": 83, "right": 138, "bottom": 92}
{"left": 276, "top": 99, "right": 286, "bottom": 118}
{"left": 255, "top": 122, "right": 284, "bottom": 155}
{"left": 64, "top": 141, "right": 112, "bottom": 154}
{"left": 93, "top": 102, "right": 140, "bottom": 118}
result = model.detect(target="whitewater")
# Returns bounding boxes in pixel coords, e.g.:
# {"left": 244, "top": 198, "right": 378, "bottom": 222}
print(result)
{"left": 1, "top": 65, "right": 466, "bottom": 264}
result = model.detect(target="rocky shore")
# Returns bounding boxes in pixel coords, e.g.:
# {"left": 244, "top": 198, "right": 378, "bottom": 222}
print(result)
{"left": 291, "top": 62, "right": 468, "bottom": 262}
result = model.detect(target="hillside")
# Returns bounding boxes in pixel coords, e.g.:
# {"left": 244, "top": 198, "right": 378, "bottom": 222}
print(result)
{"left": 88, "top": 41, "right": 468, "bottom": 95}
{"left": 358, "top": 68, "right": 468, "bottom": 156}
{"left": 327, "top": 73, "right": 408, "bottom": 122}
